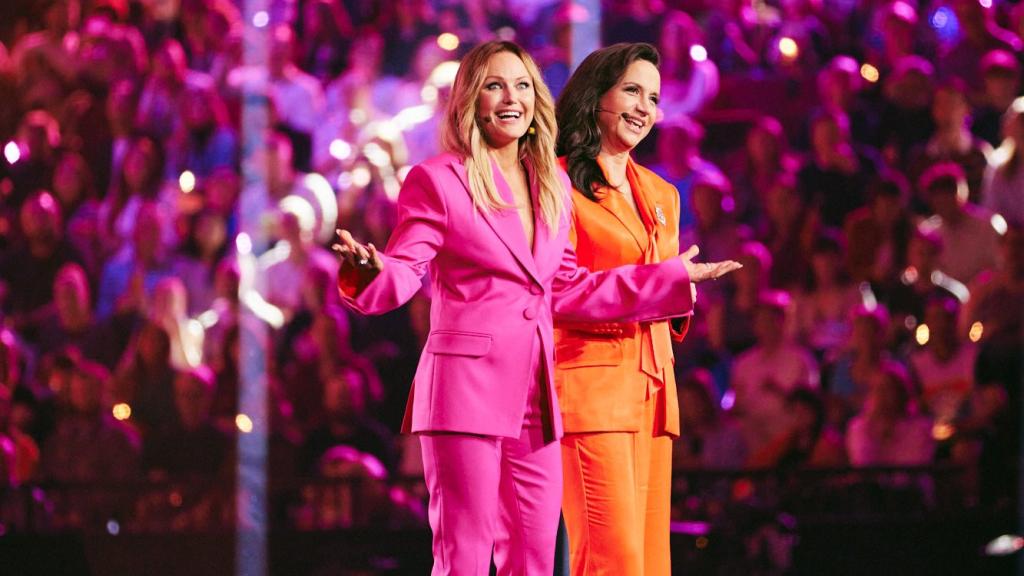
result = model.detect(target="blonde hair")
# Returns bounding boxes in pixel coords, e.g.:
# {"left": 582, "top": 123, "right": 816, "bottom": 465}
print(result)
{"left": 440, "top": 41, "right": 564, "bottom": 233}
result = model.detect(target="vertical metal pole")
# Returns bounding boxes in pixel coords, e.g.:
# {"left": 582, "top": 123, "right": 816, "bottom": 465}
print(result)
{"left": 237, "top": 2, "right": 270, "bottom": 575}
{"left": 569, "top": 0, "right": 601, "bottom": 70}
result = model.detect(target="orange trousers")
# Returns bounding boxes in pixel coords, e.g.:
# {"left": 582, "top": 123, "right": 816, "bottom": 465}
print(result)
{"left": 560, "top": 388, "right": 673, "bottom": 576}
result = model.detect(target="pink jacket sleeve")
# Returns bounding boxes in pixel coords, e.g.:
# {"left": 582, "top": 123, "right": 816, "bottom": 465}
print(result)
{"left": 338, "top": 166, "right": 446, "bottom": 315}
{"left": 550, "top": 238, "right": 693, "bottom": 324}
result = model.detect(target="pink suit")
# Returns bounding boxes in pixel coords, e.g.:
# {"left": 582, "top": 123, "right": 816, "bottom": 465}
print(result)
{"left": 339, "top": 153, "right": 692, "bottom": 575}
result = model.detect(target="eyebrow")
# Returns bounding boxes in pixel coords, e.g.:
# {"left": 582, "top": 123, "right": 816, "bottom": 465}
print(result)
{"left": 484, "top": 75, "right": 531, "bottom": 82}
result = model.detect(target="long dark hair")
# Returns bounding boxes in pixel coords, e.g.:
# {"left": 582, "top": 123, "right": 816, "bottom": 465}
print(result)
{"left": 556, "top": 43, "right": 660, "bottom": 202}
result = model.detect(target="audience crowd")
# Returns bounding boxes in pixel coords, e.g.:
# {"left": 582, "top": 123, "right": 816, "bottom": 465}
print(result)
{"left": 0, "top": 0, "right": 1022, "bottom": 534}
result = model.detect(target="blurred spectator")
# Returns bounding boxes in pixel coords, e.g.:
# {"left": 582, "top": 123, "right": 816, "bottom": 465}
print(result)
{"left": 792, "top": 230, "right": 860, "bottom": 356}
{"left": 279, "top": 263, "right": 381, "bottom": 429}
{"left": 50, "top": 150, "right": 102, "bottom": 275}
{"left": 170, "top": 82, "right": 238, "bottom": 178}
{"left": 882, "top": 227, "right": 963, "bottom": 335}
{"left": 971, "top": 50, "right": 1021, "bottom": 148}
{"left": 294, "top": 444, "right": 424, "bottom": 531}
{"left": 942, "top": 0, "right": 1021, "bottom": 91}
{"left": 297, "top": 0, "right": 354, "bottom": 81}
{"left": 797, "top": 108, "right": 879, "bottom": 229}
{"left": 917, "top": 162, "right": 1001, "bottom": 285}
{"left": 111, "top": 320, "right": 178, "bottom": 435}
{"left": 730, "top": 290, "right": 820, "bottom": 454}
{"left": 0, "top": 377, "right": 38, "bottom": 485}
{"left": 179, "top": 0, "right": 240, "bottom": 86}
{"left": 652, "top": 116, "right": 727, "bottom": 237}
{"left": 172, "top": 209, "right": 229, "bottom": 316}
{"left": 865, "top": 1, "right": 924, "bottom": 77}
{"left": 806, "top": 55, "right": 878, "bottom": 149}
{"left": 725, "top": 115, "right": 800, "bottom": 228}
{"left": 98, "top": 137, "right": 176, "bottom": 255}
{"left": 136, "top": 39, "right": 191, "bottom": 141}
{"left": 658, "top": 10, "right": 720, "bottom": 117}
{"left": 39, "top": 359, "right": 140, "bottom": 509}
{"left": 707, "top": 241, "right": 773, "bottom": 356}
{"left": 846, "top": 360, "right": 934, "bottom": 467}
{"left": 257, "top": 197, "right": 337, "bottom": 321}
{"left": 96, "top": 202, "right": 175, "bottom": 319}
{"left": 907, "top": 79, "right": 992, "bottom": 207}
{"left": 749, "top": 387, "right": 846, "bottom": 469}
{"left": 380, "top": 0, "right": 437, "bottom": 78}
{"left": 0, "top": 191, "right": 85, "bottom": 331}
{"left": 142, "top": 365, "right": 229, "bottom": 479}
{"left": 228, "top": 24, "right": 324, "bottom": 171}
{"left": 148, "top": 277, "right": 204, "bottom": 370}
{"left": 824, "top": 304, "right": 894, "bottom": 428}
{"left": 980, "top": 96, "right": 1024, "bottom": 227}
{"left": 959, "top": 224, "right": 1024, "bottom": 349}
{"left": 674, "top": 368, "right": 747, "bottom": 469}
{"left": 844, "top": 172, "right": 913, "bottom": 286}
{"left": 32, "top": 262, "right": 135, "bottom": 369}
{"left": 6, "top": 110, "right": 61, "bottom": 209}
{"left": 877, "top": 56, "right": 935, "bottom": 166}
{"left": 759, "top": 172, "right": 813, "bottom": 290}
{"left": 679, "top": 170, "right": 750, "bottom": 268}
{"left": 300, "top": 367, "right": 396, "bottom": 475}
{"left": 909, "top": 294, "right": 976, "bottom": 426}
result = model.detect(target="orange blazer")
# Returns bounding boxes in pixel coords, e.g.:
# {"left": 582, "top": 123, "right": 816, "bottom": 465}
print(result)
{"left": 554, "top": 157, "right": 691, "bottom": 437}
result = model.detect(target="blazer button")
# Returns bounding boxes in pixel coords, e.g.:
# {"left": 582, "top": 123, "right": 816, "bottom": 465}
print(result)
{"left": 523, "top": 306, "right": 537, "bottom": 320}
{"left": 529, "top": 284, "right": 543, "bottom": 295}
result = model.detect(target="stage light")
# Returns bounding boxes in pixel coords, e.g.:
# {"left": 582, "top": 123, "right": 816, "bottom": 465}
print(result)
{"left": 236, "top": 413, "right": 254, "bottom": 433}
{"left": 991, "top": 213, "right": 1007, "bottom": 235}
{"left": 179, "top": 170, "right": 196, "bottom": 193}
{"left": 352, "top": 166, "right": 372, "bottom": 188}
{"left": 979, "top": 0, "right": 992, "bottom": 8}
{"left": 106, "top": 520, "right": 120, "bottom": 535}
{"left": 689, "top": 44, "right": 708, "bottom": 63}
{"left": 437, "top": 33, "right": 460, "bottom": 52}
{"left": 931, "top": 7, "right": 950, "bottom": 29}
{"left": 720, "top": 389, "right": 735, "bottom": 411}
{"left": 329, "top": 139, "right": 352, "bottom": 161}
{"left": 904, "top": 315, "right": 917, "bottom": 330}
{"left": 932, "top": 422, "right": 954, "bottom": 441}
{"left": 236, "top": 232, "right": 252, "bottom": 256}
{"left": 778, "top": 37, "right": 799, "bottom": 60}
{"left": 985, "top": 535, "right": 1024, "bottom": 556}
{"left": 252, "top": 11, "right": 269, "bottom": 28}
{"left": 901, "top": 266, "right": 918, "bottom": 285}
{"left": 915, "top": 323, "right": 930, "bottom": 346}
{"left": 860, "top": 63, "right": 880, "bottom": 84}
{"left": 4, "top": 141, "right": 19, "bottom": 164}
{"left": 112, "top": 403, "right": 132, "bottom": 421}
{"left": 969, "top": 321, "right": 984, "bottom": 342}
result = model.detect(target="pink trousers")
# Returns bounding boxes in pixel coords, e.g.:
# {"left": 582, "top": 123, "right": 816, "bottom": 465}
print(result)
{"left": 419, "top": 376, "right": 562, "bottom": 575}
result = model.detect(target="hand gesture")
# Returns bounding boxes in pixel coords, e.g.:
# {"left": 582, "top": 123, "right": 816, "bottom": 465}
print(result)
{"left": 678, "top": 245, "right": 742, "bottom": 283}
{"left": 332, "top": 229, "right": 384, "bottom": 272}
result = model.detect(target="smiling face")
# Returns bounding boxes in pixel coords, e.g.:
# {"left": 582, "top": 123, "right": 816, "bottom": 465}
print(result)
{"left": 597, "top": 59, "right": 660, "bottom": 155}
{"left": 476, "top": 51, "right": 536, "bottom": 150}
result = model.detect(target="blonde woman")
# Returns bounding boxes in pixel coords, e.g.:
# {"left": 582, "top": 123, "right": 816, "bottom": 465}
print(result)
{"left": 334, "top": 41, "right": 738, "bottom": 574}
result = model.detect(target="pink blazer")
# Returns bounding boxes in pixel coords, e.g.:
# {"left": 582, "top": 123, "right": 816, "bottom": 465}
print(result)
{"left": 338, "top": 153, "right": 693, "bottom": 439}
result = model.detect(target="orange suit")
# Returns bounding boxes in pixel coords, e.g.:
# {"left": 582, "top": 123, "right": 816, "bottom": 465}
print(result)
{"left": 555, "top": 157, "right": 691, "bottom": 576}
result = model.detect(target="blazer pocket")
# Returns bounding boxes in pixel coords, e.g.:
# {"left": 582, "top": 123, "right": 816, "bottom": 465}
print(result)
{"left": 555, "top": 336, "right": 623, "bottom": 368}
{"left": 426, "top": 330, "right": 493, "bottom": 357}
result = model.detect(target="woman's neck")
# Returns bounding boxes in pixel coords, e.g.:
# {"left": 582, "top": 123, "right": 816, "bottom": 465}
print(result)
{"left": 491, "top": 142, "right": 521, "bottom": 174}
{"left": 598, "top": 149, "right": 630, "bottom": 186}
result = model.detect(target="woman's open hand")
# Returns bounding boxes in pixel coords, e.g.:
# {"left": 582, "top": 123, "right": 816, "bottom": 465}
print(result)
{"left": 679, "top": 245, "right": 741, "bottom": 282}
{"left": 332, "top": 229, "right": 384, "bottom": 272}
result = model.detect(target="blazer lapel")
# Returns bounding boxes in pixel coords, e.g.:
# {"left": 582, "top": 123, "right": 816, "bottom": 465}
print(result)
{"left": 594, "top": 157, "right": 648, "bottom": 253}
{"left": 447, "top": 156, "right": 541, "bottom": 283}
